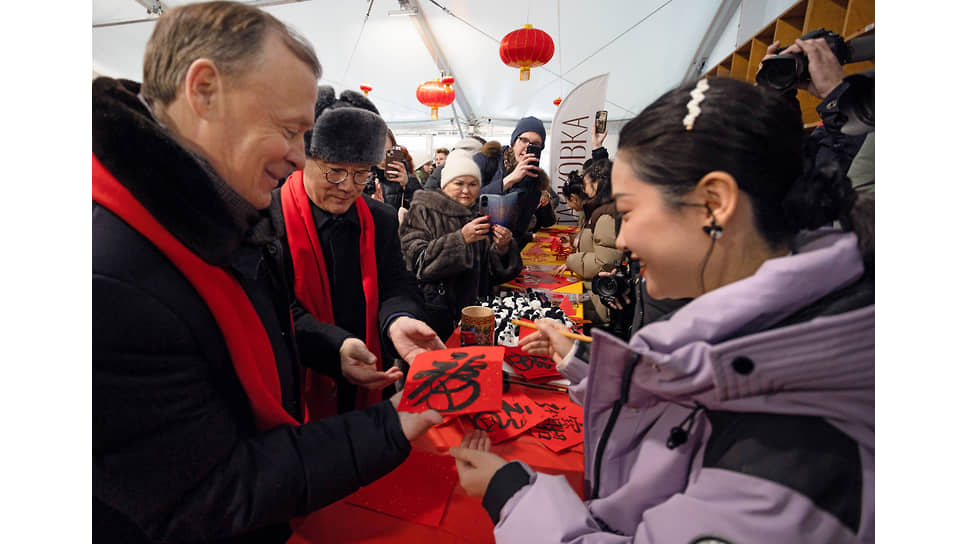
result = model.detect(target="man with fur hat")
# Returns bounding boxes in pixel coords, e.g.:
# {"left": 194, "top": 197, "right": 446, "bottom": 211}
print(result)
{"left": 400, "top": 150, "right": 522, "bottom": 339}
{"left": 474, "top": 116, "right": 547, "bottom": 246}
{"left": 93, "top": 3, "right": 441, "bottom": 543}
{"left": 271, "top": 86, "right": 444, "bottom": 417}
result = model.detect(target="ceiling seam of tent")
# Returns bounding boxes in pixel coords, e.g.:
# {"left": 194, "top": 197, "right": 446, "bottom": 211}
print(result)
{"left": 560, "top": 0, "right": 675, "bottom": 79}
{"left": 339, "top": 0, "right": 373, "bottom": 84}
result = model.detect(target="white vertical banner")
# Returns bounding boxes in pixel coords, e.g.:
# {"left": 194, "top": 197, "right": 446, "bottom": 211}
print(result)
{"left": 548, "top": 73, "right": 609, "bottom": 223}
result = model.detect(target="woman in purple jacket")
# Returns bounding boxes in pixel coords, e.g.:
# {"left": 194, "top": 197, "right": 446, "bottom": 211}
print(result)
{"left": 450, "top": 77, "right": 874, "bottom": 543}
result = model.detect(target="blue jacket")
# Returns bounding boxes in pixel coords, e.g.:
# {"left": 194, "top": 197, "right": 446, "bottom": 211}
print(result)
{"left": 474, "top": 147, "right": 541, "bottom": 244}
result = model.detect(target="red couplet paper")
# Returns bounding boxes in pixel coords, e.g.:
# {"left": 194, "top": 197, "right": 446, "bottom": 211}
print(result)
{"left": 463, "top": 390, "right": 553, "bottom": 443}
{"left": 529, "top": 398, "right": 584, "bottom": 452}
{"left": 397, "top": 347, "right": 505, "bottom": 416}
{"left": 506, "top": 270, "right": 577, "bottom": 291}
{"left": 344, "top": 449, "right": 458, "bottom": 527}
{"left": 504, "top": 346, "right": 562, "bottom": 381}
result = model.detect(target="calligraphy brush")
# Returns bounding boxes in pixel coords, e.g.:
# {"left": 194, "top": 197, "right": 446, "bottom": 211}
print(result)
{"left": 502, "top": 372, "right": 569, "bottom": 393}
{"left": 512, "top": 319, "right": 593, "bottom": 343}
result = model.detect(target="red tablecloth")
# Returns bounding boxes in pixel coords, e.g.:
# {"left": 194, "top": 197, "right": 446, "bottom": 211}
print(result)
{"left": 288, "top": 383, "right": 583, "bottom": 544}
{"left": 290, "top": 228, "right": 585, "bottom": 543}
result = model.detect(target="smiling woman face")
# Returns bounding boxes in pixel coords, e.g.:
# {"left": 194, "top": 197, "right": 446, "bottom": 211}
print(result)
{"left": 612, "top": 153, "right": 708, "bottom": 300}
{"left": 442, "top": 175, "right": 481, "bottom": 207}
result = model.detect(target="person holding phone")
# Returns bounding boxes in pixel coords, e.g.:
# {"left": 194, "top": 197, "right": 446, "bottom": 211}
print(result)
{"left": 399, "top": 151, "right": 522, "bottom": 340}
{"left": 474, "top": 115, "right": 547, "bottom": 247}
{"left": 372, "top": 128, "right": 423, "bottom": 211}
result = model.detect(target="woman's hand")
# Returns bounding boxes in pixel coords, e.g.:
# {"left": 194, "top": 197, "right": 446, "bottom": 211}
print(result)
{"left": 502, "top": 153, "right": 539, "bottom": 190}
{"left": 491, "top": 224, "right": 512, "bottom": 254}
{"left": 517, "top": 318, "right": 573, "bottom": 364}
{"left": 372, "top": 180, "right": 385, "bottom": 203}
{"left": 538, "top": 190, "right": 551, "bottom": 207}
{"left": 593, "top": 129, "right": 607, "bottom": 149}
{"left": 552, "top": 263, "right": 570, "bottom": 277}
{"left": 462, "top": 216, "right": 491, "bottom": 245}
{"left": 385, "top": 161, "right": 408, "bottom": 184}
{"left": 450, "top": 429, "right": 507, "bottom": 497}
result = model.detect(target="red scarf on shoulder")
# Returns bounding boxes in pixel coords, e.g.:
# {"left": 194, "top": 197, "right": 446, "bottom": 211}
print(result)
{"left": 281, "top": 171, "right": 382, "bottom": 416}
{"left": 92, "top": 155, "right": 299, "bottom": 431}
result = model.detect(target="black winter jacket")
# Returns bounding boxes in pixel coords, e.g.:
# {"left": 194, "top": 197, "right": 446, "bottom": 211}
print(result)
{"left": 399, "top": 189, "right": 523, "bottom": 339}
{"left": 269, "top": 189, "right": 424, "bottom": 411}
{"left": 93, "top": 77, "right": 411, "bottom": 544}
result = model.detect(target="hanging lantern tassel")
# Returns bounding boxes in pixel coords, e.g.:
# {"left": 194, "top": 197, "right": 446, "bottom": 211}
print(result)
{"left": 500, "top": 24, "right": 555, "bottom": 81}
{"left": 359, "top": 83, "right": 372, "bottom": 97}
{"left": 416, "top": 77, "right": 455, "bottom": 120}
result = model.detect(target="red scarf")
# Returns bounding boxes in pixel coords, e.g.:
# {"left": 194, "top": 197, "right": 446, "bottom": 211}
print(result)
{"left": 281, "top": 171, "right": 382, "bottom": 416}
{"left": 92, "top": 155, "right": 299, "bottom": 431}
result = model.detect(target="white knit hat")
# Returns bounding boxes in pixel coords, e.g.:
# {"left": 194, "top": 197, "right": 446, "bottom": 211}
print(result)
{"left": 453, "top": 137, "right": 484, "bottom": 154}
{"left": 440, "top": 150, "right": 481, "bottom": 188}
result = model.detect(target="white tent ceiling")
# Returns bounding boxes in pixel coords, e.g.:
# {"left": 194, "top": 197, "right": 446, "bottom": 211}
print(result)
{"left": 93, "top": 0, "right": 797, "bottom": 141}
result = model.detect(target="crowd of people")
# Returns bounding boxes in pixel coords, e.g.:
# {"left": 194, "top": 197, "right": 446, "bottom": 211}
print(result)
{"left": 93, "top": 2, "right": 874, "bottom": 543}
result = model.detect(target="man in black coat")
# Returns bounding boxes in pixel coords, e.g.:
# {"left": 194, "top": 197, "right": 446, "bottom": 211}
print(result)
{"left": 271, "top": 86, "right": 445, "bottom": 416}
{"left": 93, "top": 4, "right": 441, "bottom": 543}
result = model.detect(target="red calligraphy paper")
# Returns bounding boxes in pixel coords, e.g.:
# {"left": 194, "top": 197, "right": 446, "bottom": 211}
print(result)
{"left": 463, "top": 390, "right": 553, "bottom": 444}
{"left": 529, "top": 398, "right": 584, "bottom": 452}
{"left": 506, "top": 269, "right": 576, "bottom": 290}
{"left": 397, "top": 347, "right": 505, "bottom": 416}
{"left": 504, "top": 346, "right": 562, "bottom": 381}
{"left": 344, "top": 449, "right": 457, "bottom": 527}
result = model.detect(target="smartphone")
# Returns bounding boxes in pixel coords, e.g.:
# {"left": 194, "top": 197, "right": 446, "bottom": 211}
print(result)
{"left": 385, "top": 145, "right": 406, "bottom": 165}
{"left": 595, "top": 110, "right": 608, "bottom": 134}
{"left": 479, "top": 195, "right": 489, "bottom": 215}
{"left": 525, "top": 143, "right": 542, "bottom": 160}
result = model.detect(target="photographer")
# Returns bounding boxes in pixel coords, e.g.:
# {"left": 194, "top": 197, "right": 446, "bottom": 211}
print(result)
{"left": 759, "top": 34, "right": 869, "bottom": 182}
{"left": 595, "top": 255, "right": 692, "bottom": 341}
{"left": 554, "top": 158, "right": 622, "bottom": 329}
{"left": 370, "top": 128, "right": 422, "bottom": 211}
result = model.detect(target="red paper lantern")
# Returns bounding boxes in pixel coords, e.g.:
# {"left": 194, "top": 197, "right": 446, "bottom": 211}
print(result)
{"left": 500, "top": 24, "right": 555, "bottom": 81}
{"left": 416, "top": 77, "right": 455, "bottom": 119}
{"left": 359, "top": 83, "right": 372, "bottom": 97}
{"left": 553, "top": 97, "right": 562, "bottom": 107}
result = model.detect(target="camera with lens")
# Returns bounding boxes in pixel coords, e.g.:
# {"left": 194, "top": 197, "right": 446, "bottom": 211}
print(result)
{"left": 756, "top": 28, "right": 874, "bottom": 135}
{"left": 591, "top": 258, "right": 634, "bottom": 306}
{"left": 756, "top": 28, "right": 850, "bottom": 93}
{"left": 363, "top": 166, "right": 382, "bottom": 196}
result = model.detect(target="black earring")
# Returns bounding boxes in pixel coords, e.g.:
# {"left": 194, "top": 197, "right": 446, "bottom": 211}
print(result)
{"left": 702, "top": 221, "right": 722, "bottom": 239}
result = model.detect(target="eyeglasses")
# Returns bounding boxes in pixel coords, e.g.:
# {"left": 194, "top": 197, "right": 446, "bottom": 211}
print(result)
{"left": 517, "top": 136, "right": 542, "bottom": 147}
{"left": 320, "top": 164, "right": 371, "bottom": 186}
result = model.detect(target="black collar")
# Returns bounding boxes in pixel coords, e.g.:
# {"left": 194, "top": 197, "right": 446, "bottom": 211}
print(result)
{"left": 93, "top": 77, "right": 273, "bottom": 266}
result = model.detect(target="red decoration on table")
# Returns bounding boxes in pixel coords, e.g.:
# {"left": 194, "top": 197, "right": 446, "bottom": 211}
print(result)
{"left": 397, "top": 347, "right": 505, "bottom": 416}
{"left": 359, "top": 82, "right": 372, "bottom": 97}
{"left": 506, "top": 269, "right": 576, "bottom": 290}
{"left": 344, "top": 449, "right": 458, "bottom": 527}
{"left": 500, "top": 24, "right": 555, "bottom": 81}
{"left": 529, "top": 398, "right": 584, "bottom": 452}
{"left": 505, "top": 346, "right": 562, "bottom": 381}
{"left": 464, "top": 390, "right": 553, "bottom": 444}
{"left": 416, "top": 77, "right": 456, "bottom": 119}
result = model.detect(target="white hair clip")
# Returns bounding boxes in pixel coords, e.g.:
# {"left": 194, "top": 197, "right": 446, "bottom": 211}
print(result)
{"left": 682, "top": 78, "right": 710, "bottom": 131}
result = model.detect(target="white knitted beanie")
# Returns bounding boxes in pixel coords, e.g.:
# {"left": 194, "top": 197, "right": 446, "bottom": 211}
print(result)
{"left": 440, "top": 150, "right": 482, "bottom": 188}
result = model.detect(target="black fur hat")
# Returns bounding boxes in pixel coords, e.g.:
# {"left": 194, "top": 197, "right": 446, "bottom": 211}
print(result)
{"left": 307, "top": 86, "right": 387, "bottom": 164}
